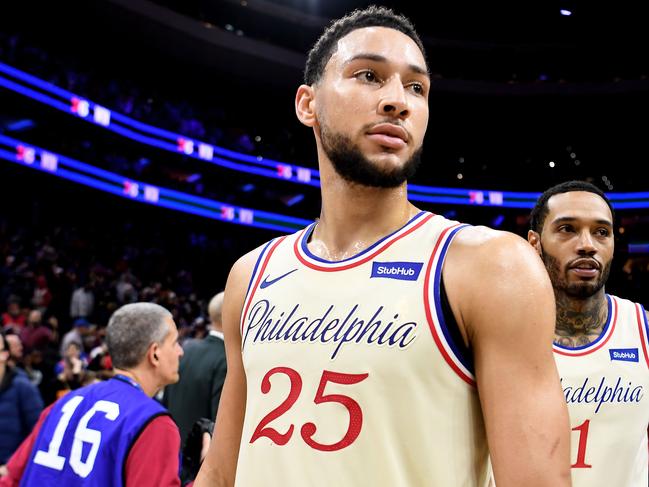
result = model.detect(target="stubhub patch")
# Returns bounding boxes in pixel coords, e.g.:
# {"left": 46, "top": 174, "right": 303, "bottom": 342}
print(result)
{"left": 371, "top": 261, "right": 423, "bottom": 281}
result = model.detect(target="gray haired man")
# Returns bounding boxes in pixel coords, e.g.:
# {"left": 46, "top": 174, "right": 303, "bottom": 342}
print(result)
{"left": 1, "top": 303, "right": 185, "bottom": 486}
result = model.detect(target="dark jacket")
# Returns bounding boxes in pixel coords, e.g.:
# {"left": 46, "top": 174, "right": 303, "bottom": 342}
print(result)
{"left": 164, "top": 333, "right": 226, "bottom": 445}
{"left": 0, "top": 366, "right": 44, "bottom": 463}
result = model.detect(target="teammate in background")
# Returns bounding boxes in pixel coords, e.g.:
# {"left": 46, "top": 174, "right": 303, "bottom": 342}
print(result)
{"left": 196, "top": 6, "right": 571, "bottom": 487}
{"left": 0, "top": 302, "right": 184, "bottom": 486}
{"left": 528, "top": 180, "right": 649, "bottom": 486}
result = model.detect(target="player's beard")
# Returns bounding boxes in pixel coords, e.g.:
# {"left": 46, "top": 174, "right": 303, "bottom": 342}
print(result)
{"left": 541, "top": 248, "right": 612, "bottom": 299}
{"left": 320, "top": 122, "right": 422, "bottom": 188}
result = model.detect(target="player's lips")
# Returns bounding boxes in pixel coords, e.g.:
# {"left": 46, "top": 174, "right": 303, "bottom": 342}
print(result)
{"left": 367, "top": 124, "right": 408, "bottom": 149}
{"left": 568, "top": 258, "right": 600, "bottom": 278}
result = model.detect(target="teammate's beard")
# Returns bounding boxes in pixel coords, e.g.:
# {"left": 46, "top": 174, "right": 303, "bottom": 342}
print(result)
{"left": 541, "top": 248, "right": 612, "bottom": 299}
{"left": 320, "top": 123, "right": 422, "bottom": 188}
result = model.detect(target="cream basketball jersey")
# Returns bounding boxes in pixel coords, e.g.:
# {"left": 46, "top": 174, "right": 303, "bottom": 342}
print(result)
{"left": 235, "top": 211, "right": 489, "bottom": 487}
{"left": 554, "top": 294, "right": 649, "bottom": 487}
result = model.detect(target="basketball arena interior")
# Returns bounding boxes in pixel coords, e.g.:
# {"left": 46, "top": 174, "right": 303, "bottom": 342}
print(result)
{"left": 0, "top": 0, "right": 648, "bottom": 483}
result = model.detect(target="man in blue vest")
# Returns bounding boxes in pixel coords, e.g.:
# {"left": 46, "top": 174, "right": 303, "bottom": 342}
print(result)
{"left": 0, "top": 302, "right": 184, "bottom": 486}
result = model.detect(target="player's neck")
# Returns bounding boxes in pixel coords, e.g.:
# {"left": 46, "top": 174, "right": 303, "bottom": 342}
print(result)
{"left": 554, "top": 288, "right": 608, "bottom": 347}
{"left": 113, "top": 368, "right": 156, "bottom": 397}
{"left": 315, "top": 175, "right": 416, "bottom": 260}
{"left": 0, "top": 362, "right": 5, "bottom": 383}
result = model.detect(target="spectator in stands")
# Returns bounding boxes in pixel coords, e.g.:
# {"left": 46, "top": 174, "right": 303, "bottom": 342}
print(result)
{"left": 52, "top": 341, "right": 88, "bottom": 400}
{"left": 4, "top": 334, "right": 23, "bottom": 370}
{"left": 69, "top": 280, "right": 94, "bottom": 321}
{"left": 30, "top": 276, "right": 51, "bottom": 313}
{"left": 1, "top": 299, "right": 25, "bottom": 333}
{"left": 0, "top": 330, "right": 43, "bottom": 465}
{"left": 59, "top": 318, "right": 90, "bottom": 357}
{"left": 87, "top": 336, "right": 113, "bottom": 380}
{"left": 5, "top": 333, "right": 42, "bottom": 387}
{"left": 164, "top": 291, "right": 226, "bottom": 445}
{"left": 115, "top": 272, "right": 137, "bottom": 304}
{"left": 19, "top": 310, "right": 54, "bottom": 354}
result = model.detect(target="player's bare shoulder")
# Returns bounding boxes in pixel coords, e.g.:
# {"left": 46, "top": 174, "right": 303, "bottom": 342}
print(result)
{"left": 228, "top": 244, "right": 267, "bottom": 288}
{"left": 445, "top": 224, "right": 542, "bottom": 273}
{"left": 443, "top": 225, "right": 553, "bottom": 337}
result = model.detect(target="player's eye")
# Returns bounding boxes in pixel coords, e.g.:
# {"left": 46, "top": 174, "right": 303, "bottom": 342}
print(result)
{"left": 408, "top": 82, "right": 426, "bottom": 96}
{"left": 355, "top": 70, "right": 380, "bottom": 83}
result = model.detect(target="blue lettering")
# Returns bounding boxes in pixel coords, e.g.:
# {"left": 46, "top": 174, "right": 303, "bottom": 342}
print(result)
{"left": 243, "top": 300, "right": 420, "bottom": 359}
{"left": 561, "top": 376, "right": 644, "bottom": 414}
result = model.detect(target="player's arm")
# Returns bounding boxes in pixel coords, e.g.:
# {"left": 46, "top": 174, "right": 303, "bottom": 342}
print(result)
{"left": 444, "top": 228, "right": 571, "bottom": 487}
{"left": 194, "top": 247, "right": 262, "bottom": 487}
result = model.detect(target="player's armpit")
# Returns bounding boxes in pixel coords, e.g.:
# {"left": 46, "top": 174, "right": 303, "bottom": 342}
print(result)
{"left": 193, "top": 245, "right": 264, "bottom": 487}
{"left": 445, "top": 228, "right": 571, "bottom": 487}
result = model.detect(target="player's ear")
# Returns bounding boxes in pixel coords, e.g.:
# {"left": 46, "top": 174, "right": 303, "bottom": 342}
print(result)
{"left": 527, "top": 230, "right": 542, "bottom": 256}
{"left": 295, "top": 84, "right": 317, "bottom": 128}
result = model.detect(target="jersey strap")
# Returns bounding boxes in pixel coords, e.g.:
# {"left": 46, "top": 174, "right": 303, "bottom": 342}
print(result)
{"left": 240, "top": 236, "right": 287, "bottom": 337}
{"left": 423, "top": 222, "right": 474, "bottom": 386}
{"left": 634, "top": 303, "right": 649, "bottom": 369}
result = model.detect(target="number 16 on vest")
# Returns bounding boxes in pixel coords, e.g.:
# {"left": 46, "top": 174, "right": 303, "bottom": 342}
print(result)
{"left": 33, "top": 396, "right": 120, "bottom": 477}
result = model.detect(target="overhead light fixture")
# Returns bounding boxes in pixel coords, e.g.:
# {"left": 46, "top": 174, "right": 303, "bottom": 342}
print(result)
{"left": 560, "top": 9, "right": 572, "bottom": 16}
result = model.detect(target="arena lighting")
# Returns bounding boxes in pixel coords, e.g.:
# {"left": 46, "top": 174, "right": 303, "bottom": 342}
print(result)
{"left": 0, "top": 62, "right": 321, "bottom": 187}
{"left": 3, "top": 65, "right": 649, "bottom": 209}
{"left": 560, "top": 9, "right": 572, "bottom": 16}
{"left": 492, "top": 215, "right": 505, "bottom": 228}
{"left": 4, "top": 119, "right": 35, "bottom": 133}
{"left": 0, "top": 134, "right": 312, "bottom": 233}
{"left": 629, "top": 243, "right": 649, "bottom": 254}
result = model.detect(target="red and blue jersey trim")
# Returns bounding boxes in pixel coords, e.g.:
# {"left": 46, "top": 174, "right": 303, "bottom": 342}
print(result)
{"left": 243, "top": 239, "right": 277, "bottom": 300}
{"left": 634, "top": 303, "right": 649, "bottom": 369}
{"left": 293, "top": 211, "right": 434, "bottom": 272}
{"left": 553, "top": 294, "right": 617, "bottom": 357}
{"left": 423, "top": 222, "right": 475, "bottom": 386}
{"left": 240, "top": 236, "right": 286, "bottom": 338}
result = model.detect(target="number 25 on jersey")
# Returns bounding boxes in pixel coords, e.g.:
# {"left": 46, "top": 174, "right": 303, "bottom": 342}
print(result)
{"left": 250, "top": 367, "right": 369, "bottom": 452}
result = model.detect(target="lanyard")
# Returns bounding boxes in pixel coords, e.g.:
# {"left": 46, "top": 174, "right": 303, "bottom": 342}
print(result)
{"left": 113, "top": 373, "right": 144, "bottom": 393}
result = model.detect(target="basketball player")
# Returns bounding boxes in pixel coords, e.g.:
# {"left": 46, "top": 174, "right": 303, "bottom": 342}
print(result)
{"left": 0, "top": 303, "right": 184, "bottom": 486}
{"left": 528, "top": 181, "right": 649, "bottom": 486}
{"left": 195, "top": 6, "right": 571, "bottom": 486}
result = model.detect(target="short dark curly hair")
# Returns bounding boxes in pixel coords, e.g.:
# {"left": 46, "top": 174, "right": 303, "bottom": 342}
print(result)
{"left": 304, "top": 5, "right": 426, "bottom": 85}
{"left": 529, "top": 180, "right": 615, "bottom": 233}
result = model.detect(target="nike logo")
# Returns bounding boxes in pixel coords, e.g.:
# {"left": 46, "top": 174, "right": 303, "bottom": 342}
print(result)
{"left": 259, "top": 269, "right": 298, "bottom": 289}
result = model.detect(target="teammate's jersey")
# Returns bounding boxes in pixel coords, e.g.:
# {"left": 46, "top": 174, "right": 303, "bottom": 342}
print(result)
{"left": 20, "top": 376, "right": 169, "bottom": 486}
{"left": 235, "top": 211, "right": 488, "bottom": 487}
{"left": 554, "top": 294, "right": 649, "bottom": 487}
